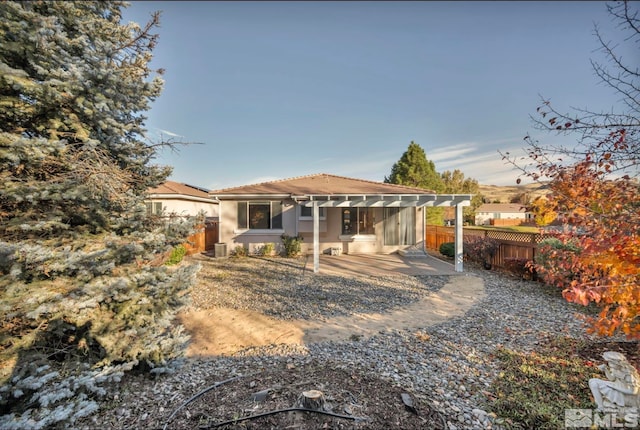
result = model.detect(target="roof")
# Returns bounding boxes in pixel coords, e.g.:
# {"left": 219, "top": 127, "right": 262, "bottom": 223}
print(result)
{"left": 148, "top": 181, "right": 211, "bottom": 199}
{"left": 209, "top": 173, "right": 437, "bottom": 197}
{"left": 477, "top": 203, "right": 528, "bottom": 213}
{"left": 210, "top": 173, "right": 472, "bottom": 208}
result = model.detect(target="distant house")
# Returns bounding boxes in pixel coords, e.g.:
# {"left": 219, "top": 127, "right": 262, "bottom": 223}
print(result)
{"left": 146, "top": 181, "right": 218, "bottom": 219}
{"left": 209, "top": 173, "right": 472, "bottom": 272}
{"left": 475, "top": 203, "right": 532, "bottom": 226}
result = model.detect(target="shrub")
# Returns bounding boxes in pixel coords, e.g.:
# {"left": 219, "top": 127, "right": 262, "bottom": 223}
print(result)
{"left": 256, "top": 242, "right": 275, "bottom": 257}
{"left": 464, "top": 236, "right": 500, "bottom": 263}
{"left": 535, "top": 237, "right": 582, "bottom": 285}
{"left": 165, "top": 245, "right": 187, "bottom": 266}
{"left": 231, "top": 245, "right": 248, "bottom": 258}
{"left": 504, "top": 257, "right": 536, "bottom": 280}
{"left": 439, "top": 242, "right": 455, "bottom": 258}
{"left": 281, "top": 234, "right": 303, "bottom": 258}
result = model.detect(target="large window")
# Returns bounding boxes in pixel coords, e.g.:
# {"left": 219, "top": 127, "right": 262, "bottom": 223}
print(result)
{"left": 237, "top": 201, "right": 282, "bottom": 230}
{"left": 342, "top": 208, "right": 374, "bottom": 235}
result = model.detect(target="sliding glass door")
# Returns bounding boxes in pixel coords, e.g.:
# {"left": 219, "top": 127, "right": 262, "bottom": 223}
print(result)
{"left": 383, "top": 207, "right": 415, "bottom": 246}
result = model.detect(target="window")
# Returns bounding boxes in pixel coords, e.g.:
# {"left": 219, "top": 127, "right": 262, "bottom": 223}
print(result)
{"left": 237, "top": 201, "right": 283, "bottom": 230}
{"left": 300, "top": 206, "right": 325, "bottom": 219}
{"left": 342, "top": 208, "right": 374, "bottom": 235}
{"left": 146, "top": 201, "right": 163, "bottom": 215}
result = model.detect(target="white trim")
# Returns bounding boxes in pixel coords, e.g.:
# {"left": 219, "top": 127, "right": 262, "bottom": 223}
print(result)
{"left": 147, "top": 194, "right": 218, "bottom": 204}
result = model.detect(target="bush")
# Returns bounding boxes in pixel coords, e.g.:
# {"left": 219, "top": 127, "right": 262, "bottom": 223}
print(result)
{"left": 231, "top": 245, "right": 248, "bottom": 258}
{"left": 256, "top": 242, "right": 275, "bottom": 257}
{"left": 464, "top": 236, "right": 500, "bottom": 263}
{"left": 504, "top": 257, "right": 536, "bottom": 280}
{"left": 281, "top": 234, "right": 303, "bottom": 258}
{"left": 439, "top": 242, "right": 455, "bottom": 258}
{"left": 165, "top": 245, "right": 187, "bottom": 266}
{"left": 535, "top": 237, "right": 582, "bottom": 285}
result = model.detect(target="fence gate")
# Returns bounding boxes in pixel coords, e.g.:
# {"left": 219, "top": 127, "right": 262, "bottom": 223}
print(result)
{"left": 205, "top": 220, "right": 219, "bottom": 251}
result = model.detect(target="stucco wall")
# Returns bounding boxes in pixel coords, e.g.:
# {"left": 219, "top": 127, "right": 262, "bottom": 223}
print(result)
{"left": 219, "top": 201, "right": 425, "bottom": 255}
{"left": 149, "top": 198, "right": 218, "bottom": 217}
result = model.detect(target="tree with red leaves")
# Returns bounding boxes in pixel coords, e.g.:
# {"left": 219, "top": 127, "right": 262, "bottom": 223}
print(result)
{"left": 502, "top": 1, "right": 639, "bottom": 338}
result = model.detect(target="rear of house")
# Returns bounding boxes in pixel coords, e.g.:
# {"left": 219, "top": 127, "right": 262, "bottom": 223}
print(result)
{"left": 220, "top": 198, "right": 421, "bottom": 256}
{"left": 210, "top": 174, "right": 472, "bottom": 259}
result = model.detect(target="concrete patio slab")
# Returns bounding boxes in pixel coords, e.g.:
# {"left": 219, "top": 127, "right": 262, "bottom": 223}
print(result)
{"left": 310, "top": 253, "right": 459, "bottom": 277}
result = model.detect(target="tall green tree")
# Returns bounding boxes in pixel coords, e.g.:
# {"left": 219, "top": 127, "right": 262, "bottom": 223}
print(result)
{"left": 385, "top": 141, "right": 444, "bottom": 191}
{"left": 0, "top": 2, "right": 199, "bottom": 427}
{"left": 385, "top": 141, "right": 445, "bottom": 224}
{"left": 441, "top": 169, "right": 484, "bottom": 224}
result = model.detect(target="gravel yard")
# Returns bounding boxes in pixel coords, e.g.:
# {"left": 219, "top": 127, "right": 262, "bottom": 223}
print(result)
{"left": 190, "top": 255, "right": 451, "bottom": 321}
{"left": 76, "top": 254, "right": 605, "bottom": 429}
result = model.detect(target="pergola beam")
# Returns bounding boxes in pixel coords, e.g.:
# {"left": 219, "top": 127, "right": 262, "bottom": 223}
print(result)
{"left": 300, "top": 196, "right": 470, "bottom": 208}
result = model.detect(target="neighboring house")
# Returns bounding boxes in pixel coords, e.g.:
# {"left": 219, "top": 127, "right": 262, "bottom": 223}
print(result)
{"left": 146, "top": 181, "right": 218, "bottom": 219}
{"left": 209, "top": 173, "right": 472, "bottom": 272}
{"left": 475, "top": 203, "right": 532, "bottom": 226}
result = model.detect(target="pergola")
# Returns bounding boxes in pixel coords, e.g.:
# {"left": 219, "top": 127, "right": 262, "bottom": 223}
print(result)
{"left": 296, "top": 193, "right": 472, "bottom": 273}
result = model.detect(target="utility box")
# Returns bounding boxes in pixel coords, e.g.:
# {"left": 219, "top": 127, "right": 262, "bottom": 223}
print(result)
{"left": 214, "top": 243, "right": 227, "bottom": 258}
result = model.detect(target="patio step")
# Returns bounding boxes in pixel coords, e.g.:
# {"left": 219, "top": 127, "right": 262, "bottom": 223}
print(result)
{"left": 398, "top": 243, "right": 428, "bottom": 258}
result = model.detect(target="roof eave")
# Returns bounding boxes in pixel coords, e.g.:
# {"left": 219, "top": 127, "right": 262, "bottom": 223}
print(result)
{"left": 210, "top": 193, "right": 292, "bottom": 200}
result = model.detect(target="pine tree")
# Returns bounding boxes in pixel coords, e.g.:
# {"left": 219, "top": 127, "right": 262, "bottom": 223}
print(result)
{"left": 0, "top": 2, "right": 200, "bottom": 427}
{"left": 385, "top": 141, "right": 445, "bottom": 224}
{"left": 385, "top": 141, "right": 444, "bottom": 191}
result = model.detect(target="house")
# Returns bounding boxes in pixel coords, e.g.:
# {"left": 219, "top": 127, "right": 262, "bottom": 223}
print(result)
{"left": 475, "top": 203, "right": 532, "bottom": 226}
{"left": 146, "top": 181, "right": 218, "bottom": 219}
{"left": 209, "top": 173, "right": 472, "bottom": 272}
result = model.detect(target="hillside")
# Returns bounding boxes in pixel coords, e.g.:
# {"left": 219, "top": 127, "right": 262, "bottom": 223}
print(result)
{"left": 478, "top": 182, "right": 550, "bottom": 203}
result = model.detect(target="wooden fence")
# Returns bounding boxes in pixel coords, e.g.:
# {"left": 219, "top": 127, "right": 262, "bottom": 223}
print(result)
{"left": 425, "top": 225, "right": 548, "bottom": 270}
{"left": 184, "top": 220, "right": 219, "bottom": 255}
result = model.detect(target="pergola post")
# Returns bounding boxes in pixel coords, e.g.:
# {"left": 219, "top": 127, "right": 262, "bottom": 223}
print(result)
{"left": 454, "top": 203, "right": 464, "bottom": 272}
{"left": 421, "top": 206, "right": 426, "bottom": 253}
{"left": 313, "top": 201, "right": 319, "bottom": 273}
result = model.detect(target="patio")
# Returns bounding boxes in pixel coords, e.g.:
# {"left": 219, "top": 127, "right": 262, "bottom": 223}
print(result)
{"left": 307, "top": 252, "right": 459, "bottom": 277}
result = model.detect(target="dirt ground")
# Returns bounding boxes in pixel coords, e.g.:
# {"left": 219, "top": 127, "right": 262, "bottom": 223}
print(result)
{"left": 158, "top": 257, "right": 481, "bottom": 429}
{"left": 73, "top": 257, "right": 639, "bottom": 430}
{"left": 177, "top": 274, "right": 484, "bottom": 357}
{"left": 164, "top": 358, "right": 448, "bottom": 430}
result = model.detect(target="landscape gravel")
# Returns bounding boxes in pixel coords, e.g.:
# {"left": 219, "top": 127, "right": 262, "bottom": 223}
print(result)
{"left": 78, "top": 255, "right": 599, "bottom": 429}
{"left": 190, "top": 255, "right": 450, "bottom": 321}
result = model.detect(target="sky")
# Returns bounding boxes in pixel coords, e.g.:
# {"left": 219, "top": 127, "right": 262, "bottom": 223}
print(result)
{"left": 121, "top": 1, "right": 627, "bottom": 191}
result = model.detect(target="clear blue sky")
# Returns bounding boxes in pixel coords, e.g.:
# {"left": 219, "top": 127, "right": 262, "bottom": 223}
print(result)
{"left": 122, "top": 1, "right": 624, "bottom": 190}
